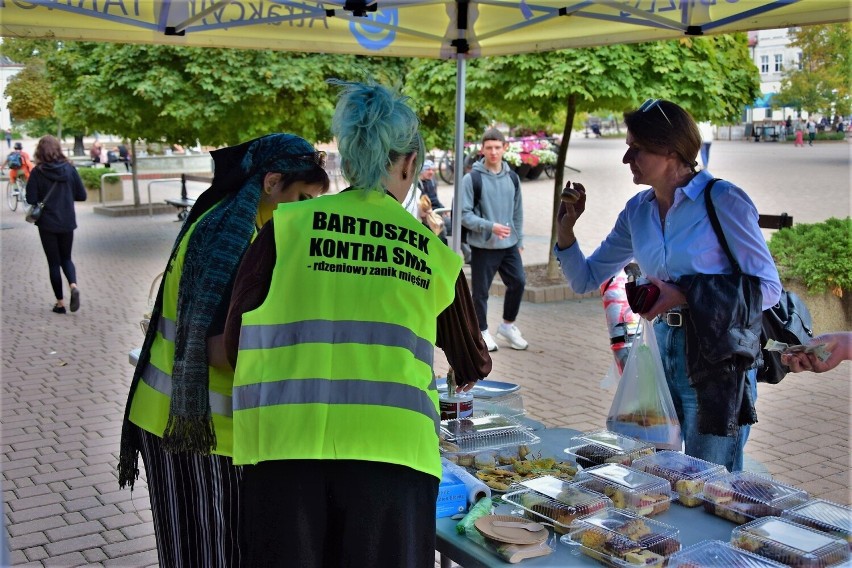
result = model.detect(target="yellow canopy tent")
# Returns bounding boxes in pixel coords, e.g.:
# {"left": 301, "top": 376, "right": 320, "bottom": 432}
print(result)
{"left": 2, "top": 1, "right": 849, "bottom": 58}
{"left": 3, "top": 0, "right": 850, "bottom": 244}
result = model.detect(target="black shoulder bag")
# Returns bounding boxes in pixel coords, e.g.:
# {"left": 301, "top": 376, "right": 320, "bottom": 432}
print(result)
{"left": 25, "top": 179, "right": 59, "bottom": 224}
{"left": 703, "top": 179, "right": 813, "bottom": 383}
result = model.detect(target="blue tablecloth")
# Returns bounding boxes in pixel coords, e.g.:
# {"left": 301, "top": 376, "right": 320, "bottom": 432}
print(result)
{"left": 435, "top": 427, "right": 738, "bottom": 568}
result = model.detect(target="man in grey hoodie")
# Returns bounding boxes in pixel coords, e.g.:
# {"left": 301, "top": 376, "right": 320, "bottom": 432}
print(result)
{"left": 461, "top": 128, "right": 527, "bottom": 351}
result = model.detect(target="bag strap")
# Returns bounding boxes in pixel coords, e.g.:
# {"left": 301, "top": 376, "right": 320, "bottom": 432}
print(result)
{"left": 702, "top": 178, "right": 743, "bottom": 275}
{"left": 37, "top": 180, "right": 59, "bottom": 207}
{"left": 470, "top": 168, "right": 520, "bottom": 209}
{"left": 470, "top": 170, "right": 482, "bottom": 208}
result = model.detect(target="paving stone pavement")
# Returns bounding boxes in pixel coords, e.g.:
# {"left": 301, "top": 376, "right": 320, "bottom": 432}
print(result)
{"left": 2, "top": 136, "right": 850, "bottom": 566}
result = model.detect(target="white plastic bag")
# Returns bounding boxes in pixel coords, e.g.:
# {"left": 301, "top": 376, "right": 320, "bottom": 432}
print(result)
{"left": 605, "top": 318, "right": 682, "bottom": 450}
{"left": 599, "top": 360, "right": 621, "bottom": 390}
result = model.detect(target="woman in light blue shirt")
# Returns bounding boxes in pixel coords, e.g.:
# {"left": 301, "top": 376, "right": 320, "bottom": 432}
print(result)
{"left": 554, "top": 99, "right": 781, "bottom": 472}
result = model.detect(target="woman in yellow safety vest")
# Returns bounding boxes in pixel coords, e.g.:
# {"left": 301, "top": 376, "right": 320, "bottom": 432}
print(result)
{"left": 224, "top": 81, "right": 492, "bottom": 568}
{"left": 118, "top": 133, "right": 330, "bottom": 568}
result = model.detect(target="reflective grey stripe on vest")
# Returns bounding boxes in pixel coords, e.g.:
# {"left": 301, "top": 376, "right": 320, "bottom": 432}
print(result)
{"left": 239, "top": 319, "right": 434, "bottom": 367}
{"left": 141, "top": 363, "right": 233, "bottom": 418}
{"left": 157, "top": 315, "right": 176, "bottom": 343}
{"left": 233, "top": 378, "right": 440, "bottom": 435}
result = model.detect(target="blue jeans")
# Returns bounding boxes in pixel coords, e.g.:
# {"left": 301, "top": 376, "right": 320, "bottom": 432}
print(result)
{"left": 654, "top": 320, "right": 757, "bottom": 471}
{"left": 700, "top": 142, "right": 711, "bottom": 168}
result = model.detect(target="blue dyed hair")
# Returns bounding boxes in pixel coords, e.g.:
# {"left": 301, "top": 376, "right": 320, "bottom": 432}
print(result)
{"left": 329, "top": 79, "right": 424, "bottom": 193}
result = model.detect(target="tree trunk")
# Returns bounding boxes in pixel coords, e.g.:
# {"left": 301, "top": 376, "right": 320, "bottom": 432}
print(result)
{"left": 546, "top": 93, "right": 578, "bottom": 280}
{"left": 73, "top": 135, "right": 85, "bottom": 156}
{"left": 131, "top": 139, "right": 141, "bottom": 206}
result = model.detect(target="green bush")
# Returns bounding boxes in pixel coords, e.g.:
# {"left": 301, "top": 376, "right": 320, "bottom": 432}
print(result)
{"left": 76, "top": 166, "right": 121, "bottom": 191}
{"left": 768, "top": 217, "right": 852, "bottom": 295}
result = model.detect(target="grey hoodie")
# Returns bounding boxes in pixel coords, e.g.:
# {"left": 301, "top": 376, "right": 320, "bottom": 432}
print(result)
{"left": 460, "top": 160, "right": 523, "bottom": 249}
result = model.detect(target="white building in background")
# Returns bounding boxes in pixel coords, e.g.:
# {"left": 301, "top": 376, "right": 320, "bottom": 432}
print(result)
{"left": 0, "top": 55, "right": 24, "bottom": 131}
{"left": 747, "top": 28, "right": 807, "bottom": 124}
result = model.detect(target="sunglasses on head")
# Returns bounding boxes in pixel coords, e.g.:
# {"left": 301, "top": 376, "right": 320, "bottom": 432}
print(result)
{"left": 296, "top": 150, "right": 327, "bottom": 169}
{"left": 639, "top": 98, "right": 673, "bottom": 126}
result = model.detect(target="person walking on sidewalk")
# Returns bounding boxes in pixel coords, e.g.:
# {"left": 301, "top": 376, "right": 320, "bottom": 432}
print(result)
{"left": 25, "top": 135, "right": 87, "bottom": 314}
{"left": 806, "top": 118, "right": 817, "bottom": 146}
{"left": 794, "top": 119, "right": 805, "bottom": 146}
{"left": 461, "top": 128, "right": 528, "bottom": 351}
{"left": 117, "top": 133, "right": 330, "bottom": 568}
{"left": 698, "top": 121, "right": 713, "bottom": 169}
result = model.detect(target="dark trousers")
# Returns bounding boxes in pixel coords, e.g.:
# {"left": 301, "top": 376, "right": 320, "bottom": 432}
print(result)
{"left": 137, "top": 427, "right": 244, "bottom": 568}
{"left": 241, "top": 460, "right": 438, "bottom": 568}
{"left": 38, "top": 229, "right": 77, "bottom": 300}
{"left": 469, "top": 245, "right": 525, "bottom": 331}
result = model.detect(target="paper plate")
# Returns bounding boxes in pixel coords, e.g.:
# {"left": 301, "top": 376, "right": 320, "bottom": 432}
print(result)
{"left": 474, "top": 515, "right": 549, "bottom": 545}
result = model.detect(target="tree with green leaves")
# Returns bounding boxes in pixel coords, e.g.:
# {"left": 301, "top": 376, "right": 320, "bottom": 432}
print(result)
{"left": 3, "top": 39, "right": 405, "bottom": 205}
{"left": 406, "top": 34, "right": 760, "bottom": 276}
{"left": 4, "top": 60, "right": 53, "bottom": 122}
{"left": 0, "top": 40, "right": 88, "bottom": 151}
{"left": 776, "top": 23, "right": 852, "bottom": 119}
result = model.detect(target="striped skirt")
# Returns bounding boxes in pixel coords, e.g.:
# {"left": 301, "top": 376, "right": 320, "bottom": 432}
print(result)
{"left": 137, "top": 426, "right": 243, "bottom": 568}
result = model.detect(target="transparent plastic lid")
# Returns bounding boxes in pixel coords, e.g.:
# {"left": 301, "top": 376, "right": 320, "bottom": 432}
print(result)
{"left": 632, "top": 451, "right": 727, "bottom": 482}
{"left": 575, "top": 464, "right": 671, "bottom": 493}
{"left": 700, "top": 471, "right": 809, "bottom": 521}
{"left": 632, "top": 451, "right": 727, "bottom": 506}
{"left": 732, "top": 516, "right": 850, "bottom": 567}
{"left": 573, "top": 464, "right": 672, "bottom": 517}
{"left": 781, "top": 499, "right": 852, "bottom": 548}
{"left": 439, "top": 414, "right": 540, "bottom": 455}
{"left": 565, "top": 429, "right": 656, "bottom": 467}
{"left": 567, "top": 508, "right": 681, "bottom": 565}
{"left": 668, "top": 539, "right": 788, "bottom": 568}
{"left": 473, "top": 393, "right": 526, "bottom": 417}
{"left": 502, "top": 476, "right": 612, "bottom": 533}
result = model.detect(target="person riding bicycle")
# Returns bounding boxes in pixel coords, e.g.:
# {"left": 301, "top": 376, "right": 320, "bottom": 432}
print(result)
{"left": 3, "top": 142, "right": 33, "bottom": 185}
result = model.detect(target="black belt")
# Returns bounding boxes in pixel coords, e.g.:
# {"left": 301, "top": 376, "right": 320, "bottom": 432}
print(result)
{"left": 610, "top": 334, "right": 636, "bottom": 345}
{"left": 656, "top": 306, "right": 689, "bottom": 327}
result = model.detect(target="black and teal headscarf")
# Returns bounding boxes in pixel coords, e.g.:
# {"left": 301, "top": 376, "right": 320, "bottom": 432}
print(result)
{"left": 119, "top": 133, "right": 322, "bottom": 489}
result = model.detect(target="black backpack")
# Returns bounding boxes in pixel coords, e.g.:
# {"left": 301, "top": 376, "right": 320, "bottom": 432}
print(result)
{"left": 461, "top": 169, "right": 520, "bottom": 243}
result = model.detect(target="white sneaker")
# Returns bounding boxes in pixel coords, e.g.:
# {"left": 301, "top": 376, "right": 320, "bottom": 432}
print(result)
{"left": 497, "top": 323, "right": 528, "bottom": 350}
{"left": 481, "top": 330, "right": 498, "bottom": 352}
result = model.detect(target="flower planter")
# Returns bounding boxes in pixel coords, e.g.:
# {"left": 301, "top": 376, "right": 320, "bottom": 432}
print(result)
{"left": 526, "top": 164, "right": 546, "bottom": 180}
{"left": 784, "top": 280, "right": 852, "bottom": 334}
{"left": 513, "top": 164, "right": 531, "bottom": 178}
{"left": 87, "top": 180, "right": 123, "bottom": 202}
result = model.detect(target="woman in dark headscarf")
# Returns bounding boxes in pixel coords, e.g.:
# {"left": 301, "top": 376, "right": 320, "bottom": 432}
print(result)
{"left": 118, "top": 133, "right": 330, "bottom": 568}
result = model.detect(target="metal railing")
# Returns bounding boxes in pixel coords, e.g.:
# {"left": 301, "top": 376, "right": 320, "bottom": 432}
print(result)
{"left": 146, "top": 178, "right": 183, "bottom": 217}
{"left": 99, "top": 172, "right": 187, "bottom": 217}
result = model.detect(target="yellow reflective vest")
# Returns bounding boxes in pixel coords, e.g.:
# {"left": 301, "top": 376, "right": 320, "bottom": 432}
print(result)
{"left": 232, "top": 189, "right": 462, "bottom": 479}
{"left": 129, "top": 208, "right": 239, "bottom": 456}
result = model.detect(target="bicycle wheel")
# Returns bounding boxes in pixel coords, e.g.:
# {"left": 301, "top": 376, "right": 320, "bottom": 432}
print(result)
{"left": 438, "top": 152, "right": 455, "bottom": 185}
{"left": 544, "top": 164, "right": 556, "bottom": 179}
{"left": 7, "top": 181, "right": 17, "bottom": 212}
{"left": 15, "top": 178, "right": 27, "bottom": 208}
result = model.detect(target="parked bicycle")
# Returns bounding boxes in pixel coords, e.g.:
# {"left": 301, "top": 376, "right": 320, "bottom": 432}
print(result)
{"left": 4, "top": 170, "right": 27, "bottom": 212}
{"left": 437, "top": 143, "right": 481, "bottom": 185}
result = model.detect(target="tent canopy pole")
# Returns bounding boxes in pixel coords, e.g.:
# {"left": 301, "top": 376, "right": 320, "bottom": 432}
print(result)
{"left": 451, "top": 57, "right": 466, "bottom": 256}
